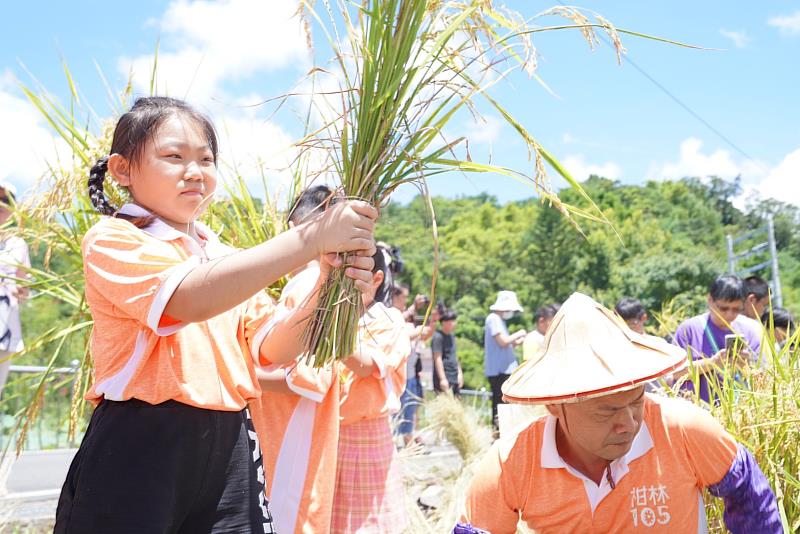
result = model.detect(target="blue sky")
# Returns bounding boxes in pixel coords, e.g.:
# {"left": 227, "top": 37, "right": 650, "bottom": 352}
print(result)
{"left": 1, "top": 1, "right": 799, "bottom": 206}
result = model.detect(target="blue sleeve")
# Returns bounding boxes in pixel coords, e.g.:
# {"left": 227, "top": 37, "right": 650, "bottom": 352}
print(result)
{"left": 708, "top": 444, "right": 783, "bottom": 533}
{"left": 486, "top": 314, "right": 503, "bottom": 337}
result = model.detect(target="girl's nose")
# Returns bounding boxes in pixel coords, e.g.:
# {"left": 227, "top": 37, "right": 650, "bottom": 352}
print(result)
{"left": 184, "top": 161, "right": 204, "bottom": 180}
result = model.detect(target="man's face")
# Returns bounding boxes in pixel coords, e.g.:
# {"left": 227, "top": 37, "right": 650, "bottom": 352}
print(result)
{"left": 745, "top": 294, "right": 769, "bottom": 320}
{"left": 625, "top": 314, "right": 647, "bottom": 335}
{"left": 707, "top": 297, "right": 744, "bottom": 328}
{"left": 537, "top": 316, "right": 553, "bottom": 335}
{"left": 441, "top": 318, "right": 457, "bottom": 334}
{"left": 393, "top": 289, "right": 409, "bottom": 311}
{"left": 550, "top": 386, "right": 646, "bottom": 462}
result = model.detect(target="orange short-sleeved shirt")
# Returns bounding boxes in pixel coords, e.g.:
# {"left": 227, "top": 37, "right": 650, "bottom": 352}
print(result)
{"left": 462, "top": 394, "right": 738, "bottom": 533}
{"left": 83, "top": 205, "right": 275, "bottom": 411}
{"left": 339, "top": 302, "right": 410, "bottom": 426}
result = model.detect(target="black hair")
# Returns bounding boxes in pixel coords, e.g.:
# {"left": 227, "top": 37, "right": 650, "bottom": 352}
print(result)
{"left": 709, "top": 274, "right": 745, "bottom": 302}
{"left": 744, "top": 275, "right": 770, "bottom": 301}
{"left": 761, "top": 307, "right": 796, "bottom": 331}
{"left": 440, "top": 309, "right": 458, "bottom": 322}
{"left": 88, "top": 96, "right": 219, "bottom": 220}
{"left": 0, "top": 187, "right": 15, "bottom": 204}
{"left": 287, "top": 185, "right": 335, "bottom": 226}
{"left": 614, "top": 297, "right": 646, "bottom": 321}
{"left": 392, "top": 282, "right": 409, "bottom": 297}
{"left": 371, "top": 245, "right": 390, "bottom": 306}
{"left": 534, "top": 304, "right": 558, "bottom": 323}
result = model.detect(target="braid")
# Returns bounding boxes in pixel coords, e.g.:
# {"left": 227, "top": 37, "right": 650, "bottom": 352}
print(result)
{"left": 88, "top": 156, "right": 117, "bottom": 216}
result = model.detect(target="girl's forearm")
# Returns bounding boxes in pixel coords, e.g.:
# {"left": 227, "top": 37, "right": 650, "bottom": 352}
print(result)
{"left": 166, "top": 225, "right": 319, "bottom": 323}
{"left": 258, "top": 280, "right": 322, "bottom": 365}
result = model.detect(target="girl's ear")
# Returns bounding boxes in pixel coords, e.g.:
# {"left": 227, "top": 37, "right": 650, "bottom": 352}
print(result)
{"left": 374, "top": 269, "right": 385, "bottom": 288}
{"left": 107, "top": 154, "right": 131, "bottom": 187}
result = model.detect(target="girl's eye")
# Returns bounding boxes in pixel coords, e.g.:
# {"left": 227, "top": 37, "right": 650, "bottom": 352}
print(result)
{"left": 166, "top": 153, "right": 182, "bottom": 159}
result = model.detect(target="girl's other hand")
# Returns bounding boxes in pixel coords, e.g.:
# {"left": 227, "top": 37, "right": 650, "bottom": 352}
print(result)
{"left": 320, "top": 252, "right": 375, "bottom": 293}
{"left": 308, "top": 200, "right": 377, "bottom": 255}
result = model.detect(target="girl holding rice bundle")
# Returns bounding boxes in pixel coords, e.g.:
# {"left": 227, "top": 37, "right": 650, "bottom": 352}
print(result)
{"left": 332, "top": 247, "right": 411, "bottom": 533}
{"left": 54, "top": 96, "right": 377, "bottom": 533}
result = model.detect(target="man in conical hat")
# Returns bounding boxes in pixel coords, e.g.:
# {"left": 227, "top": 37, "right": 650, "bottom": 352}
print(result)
{"left": 456, "top": 293, "right": 781, "bottom": 534}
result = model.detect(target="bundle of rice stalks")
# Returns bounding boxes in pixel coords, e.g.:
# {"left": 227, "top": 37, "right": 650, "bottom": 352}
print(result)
{"left": 424, "top": 392, "right": 492, "bottom": 462}
{"left": 403, "top": 394, "right": 492, "bottom": 532}
{"left": 296, "top": 0, "right": 647, "bottom": 365}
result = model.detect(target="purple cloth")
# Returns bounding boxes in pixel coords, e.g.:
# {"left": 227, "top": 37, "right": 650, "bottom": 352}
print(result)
{"left": 673, "top": 312, "right": 761, "bottom": 404}
{"left": 708, "top": 444, "right": 782, "bottom": 533}
{"left": 453, "top": 523, "right": 490, "bottom": 534}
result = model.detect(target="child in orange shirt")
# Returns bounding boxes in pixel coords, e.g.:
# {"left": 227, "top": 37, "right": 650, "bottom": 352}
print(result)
{"left": 332, "top": 247, "right": 411, "bottom": 533}
{"left": 54, "top": 97, "right": 377, "bottom": 533}
{"left": 250, "top": 185, "right": 344, "bottom": 533}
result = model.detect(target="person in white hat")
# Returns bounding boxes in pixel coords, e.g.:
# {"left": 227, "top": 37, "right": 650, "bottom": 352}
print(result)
{"left": 457, "top": 293, "right": 781, "bottom": 534}
{"left": 484, "top": 290, "right": 526, "bottom": 431}
{"left": 0, "top": 180, "right": 30, "bottom": 401}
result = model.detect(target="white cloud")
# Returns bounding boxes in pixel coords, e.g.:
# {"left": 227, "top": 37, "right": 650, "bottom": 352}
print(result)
{"left": 0, "top": 70, "right": 67, "bottom": 195}
{"left": 645, "top": 137, "right": 766, "bottom": 183}
{"left": 462, "top": 115, "right": 503, "bottom": 145}
{"left": 562, "top": 154, "right": 621, "bottom": 181}
{"left": 562, "top": 132, "right": 575, "bottom": 144}
{"left": 768, "top": 11, "right": 800, "bottom": 35}
{"left": 759, "top": 148, "right": 800, "bottom": 205}
{"left": 119, "top": 0, "right": 311, "bottom": 104}
{"left": 646, "top": 137, "right": 800, "bottom": 207}
{"left": 719, "top": 29, "right": 751, "bottom": 48}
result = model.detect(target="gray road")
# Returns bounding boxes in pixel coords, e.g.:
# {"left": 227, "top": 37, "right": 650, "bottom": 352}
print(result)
{"left": 4, "top": 449, "right": 76, "bottom": 494}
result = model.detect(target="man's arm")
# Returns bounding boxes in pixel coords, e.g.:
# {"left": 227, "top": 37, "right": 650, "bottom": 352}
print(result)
{"left": 459, "top": 442, "right": 521, "bottom": 533}
{"left": 433, "top": 351, "right": 449, "bottom": 391}
{"left": 708, "top": 445, "right": 783, "bottom": 534}
{"left": 674, "top": 397, "right": 782, "bottom": 534}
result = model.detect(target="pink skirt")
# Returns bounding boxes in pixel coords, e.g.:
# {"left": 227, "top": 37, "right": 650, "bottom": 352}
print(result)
{"left": 331, "top": 416, "right": 408, "bottom": 533}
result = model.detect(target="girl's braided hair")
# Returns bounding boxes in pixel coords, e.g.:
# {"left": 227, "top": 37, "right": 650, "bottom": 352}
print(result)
{"left": 88, "top": 96, "right": 219, "bottom": 220}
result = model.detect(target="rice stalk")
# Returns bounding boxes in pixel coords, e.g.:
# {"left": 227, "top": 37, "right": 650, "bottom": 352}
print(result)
{"left": 296, "top": 0, "right": 644, "bottom": 365}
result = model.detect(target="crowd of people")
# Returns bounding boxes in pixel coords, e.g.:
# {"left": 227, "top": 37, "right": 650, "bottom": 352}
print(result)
{"left": 0, "top": 95, "right": 793, "bottom": 532}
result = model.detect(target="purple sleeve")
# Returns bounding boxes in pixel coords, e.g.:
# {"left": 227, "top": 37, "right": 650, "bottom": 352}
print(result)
{"left": 708, "top": 444, "right": 783, "bottom": 533}
{"left": 673, "top": 321, "right": 690, "bottom": 349}
{"left": 453, "top": 524, "right": 490, "bottom": 534}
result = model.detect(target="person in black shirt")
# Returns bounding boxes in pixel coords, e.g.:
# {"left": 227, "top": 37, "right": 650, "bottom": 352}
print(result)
{"left": 432, "top": 309, "right": 462, "bottom": 395}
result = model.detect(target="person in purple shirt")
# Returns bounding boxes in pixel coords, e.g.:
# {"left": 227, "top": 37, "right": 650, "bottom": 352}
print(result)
{"left": 673, "top": 274, "right": 762, "bottom": 405}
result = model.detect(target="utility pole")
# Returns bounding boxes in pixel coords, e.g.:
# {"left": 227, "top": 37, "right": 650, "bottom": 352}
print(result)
{"left": 725, "top": 217, "right": 783, "bottom": 308}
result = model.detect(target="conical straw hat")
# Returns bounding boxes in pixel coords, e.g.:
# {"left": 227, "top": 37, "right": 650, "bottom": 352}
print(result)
{"left": 502, "top": 292, "right": 687, "bottom": 404}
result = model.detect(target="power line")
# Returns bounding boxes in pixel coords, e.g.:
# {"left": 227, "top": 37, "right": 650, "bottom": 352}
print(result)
{"left": 553, "top": 2, "right": 760, "bottom": 166}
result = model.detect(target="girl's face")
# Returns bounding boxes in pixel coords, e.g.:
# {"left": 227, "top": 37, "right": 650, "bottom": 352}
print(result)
{"left": 361, "top": 270, "right": 384, "bottom": 307}
{"left": 113, "top": 114, "right": 217, "bottom": 230}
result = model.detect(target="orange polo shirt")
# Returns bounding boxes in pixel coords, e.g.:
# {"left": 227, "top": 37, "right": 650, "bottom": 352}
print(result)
{"left": 83, "top": 205, "right": 274, "bottom": 411}
{"left": 462, "top": 394, "right": 738, "bottom": 533}
{"left": 339, "top": 302, "right": 410, "bottom": 426}
{"left": 250, "top": 265, "right": 342, "bottom": 534}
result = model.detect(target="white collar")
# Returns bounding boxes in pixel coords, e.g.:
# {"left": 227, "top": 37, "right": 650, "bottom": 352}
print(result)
{"left": 116, "top": 203, "right": 229, "bottom": 260}
{"left": 540, "top": 413, "right": 654, "bottom": 513}
{"left": 116, "top": 203, "right": 218, "bottom": 243}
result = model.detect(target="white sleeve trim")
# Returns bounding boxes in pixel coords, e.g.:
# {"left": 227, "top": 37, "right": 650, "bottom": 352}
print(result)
{"left": 370, "top": 347, "right": 387, "bottom": 379}
{"left": 249, "top": 307, "right": 291, "bottom": 365}
{"left": 146, "top": 256, "right": 202, "bottom": 336}
{"left": 285, "top": 367, "right": 326, "bottom": 403}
